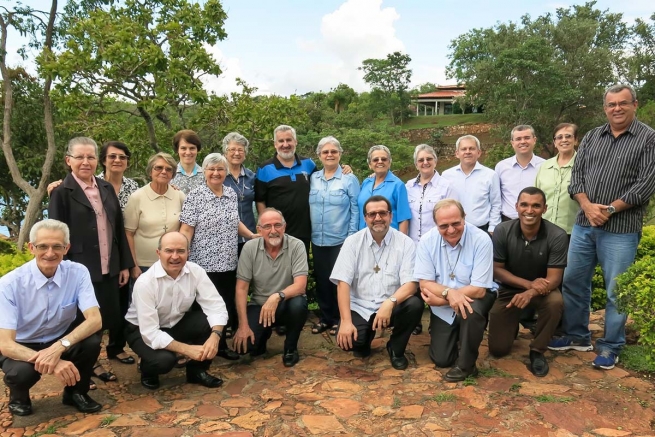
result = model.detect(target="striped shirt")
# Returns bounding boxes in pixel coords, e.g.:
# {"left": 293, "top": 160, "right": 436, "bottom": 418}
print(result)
{"left": 569, "top": 118, "right": 655, "bottom": 234}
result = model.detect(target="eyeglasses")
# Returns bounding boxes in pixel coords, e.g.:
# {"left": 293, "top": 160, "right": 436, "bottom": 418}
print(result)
{"left": 512, "top": 136, "right": 533, "bottom": 142}
{"left": 365, "top": 210, "right": 390, "bottom": 219}
{"left": 371, "top": 157, "right": 389, "bottom": 163}
{"left": 205, "top": 167, "right": 226, "bottom": 173}
{"left": 554, "top": 134, "right": 574, "bottom": 141}
{"left": 417, "top": 157, "right": 435, "bottom": 163}
{"left": 162, "top": 248, "right": 187, "bottom": 255}
{"left": 437, "top": 221, "right": 463, "bottom": 231}
{"left": 107, "top": 154, "right": 128, "bottom": 161}
{"left": 321, "top": 150, "right": 340, "bottom": 155}
{"left": 67, "top": 155, "right": 97, "bottom": 162}
{"left": 258, "top": 223, "right": 285, "bottom": 231}
{"left": 153, "top": 165, "right": 174, "bottom": 173}
{"left": 604, "top": 100, "right": 635, "bottom": 110}
{"left": 227, "top": 147, "right": 246, "bottom": 154}
{"left": 33, "top": 244, "right": 67, "bottom": 253}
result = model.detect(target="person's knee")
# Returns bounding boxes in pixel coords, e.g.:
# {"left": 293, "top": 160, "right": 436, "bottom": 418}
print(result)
{"left": 405, "top": 295, "right": 424, "bottom": 314}
{"left": 285, "top": 296, "right": 309, "bottom": 319}
{"left": 488, "top": 338, "right": 512, "bottom": 358}
{"left": 3, "top": 361, "right": 40, "bottom": 388}
{"left": 144, "top": 352, "right": 177, "bottom": 375}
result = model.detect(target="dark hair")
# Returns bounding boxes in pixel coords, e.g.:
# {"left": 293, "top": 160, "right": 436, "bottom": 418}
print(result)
{"left": 172, "top": 129, "right": 202, "bottom": 153}
{"left": 364, "top": 195, "right": 392, "bottom": 214}
{"left": 552, "top": 123, "right": 579, "bottom": 140}
{"left": 99, "top": 141, "right": 131, "bottom": 171}
{"left": 517, "top": 186, "right": 547, "bottom": 205}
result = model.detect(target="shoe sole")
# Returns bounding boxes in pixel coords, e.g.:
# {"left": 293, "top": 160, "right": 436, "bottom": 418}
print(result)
{"left": 548, "top": 345, "right": 593, "bottom": 352}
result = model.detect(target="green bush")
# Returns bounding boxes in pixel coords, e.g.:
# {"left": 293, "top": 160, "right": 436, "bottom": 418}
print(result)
{"left": 0, "top": 250, "right": 34, "bottom": 277}
{"left": 591, "top": 265, "right": 607, "bottom": 311}
{"left": 616, "top": 255, "right": 655, "bottom": 363}
{"left": 0, "top": 238, "right": 15, "bottom": 255}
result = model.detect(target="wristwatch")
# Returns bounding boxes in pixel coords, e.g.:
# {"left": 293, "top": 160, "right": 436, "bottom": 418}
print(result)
{"left": 442, "top": 288, "right": 451, "bottom": 299}
{"left": 388, "top": 296, "right": 397, "bottom": 306}
{"left": 278, "top": 291, "right": 285, "bottom": 301}
{"left": 607, "top": 205, "right": 616, "bottom": 215}
{"left": 211, "top": 330, "right": 223, "bottom": 338}
{"left": 60, "top": 338, "right": 71, "bottom": 350}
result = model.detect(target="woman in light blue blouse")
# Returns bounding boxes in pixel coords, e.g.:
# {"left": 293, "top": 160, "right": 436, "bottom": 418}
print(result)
{"left": 309, "top": 136, "right": 360, "bottom": 335}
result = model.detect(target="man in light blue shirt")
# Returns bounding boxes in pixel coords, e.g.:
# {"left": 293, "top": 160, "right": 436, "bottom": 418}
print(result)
{"left": 0, "top": 219, "right": 102, "bottom": 416}
{"left": 331, "top": 195, "right": 423, "bottom": 370}
{"left": 442, "top": 135, "right": 501, "bottom": 234}
{"left": 414, "top": 200, "right": 496, "bottom": 382}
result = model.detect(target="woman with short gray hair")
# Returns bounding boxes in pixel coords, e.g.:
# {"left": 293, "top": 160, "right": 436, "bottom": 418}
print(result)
{"left": 180, "top": 153, "right": 259, "bottom": 360}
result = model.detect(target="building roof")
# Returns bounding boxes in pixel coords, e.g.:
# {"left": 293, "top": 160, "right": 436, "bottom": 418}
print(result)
{"left": 417, "top": 90, "right": 466, "bottom": 99}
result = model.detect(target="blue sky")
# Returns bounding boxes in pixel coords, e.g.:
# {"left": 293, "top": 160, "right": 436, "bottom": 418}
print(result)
{"left": 6, "top": 0, "right": 654, "bottom": 96}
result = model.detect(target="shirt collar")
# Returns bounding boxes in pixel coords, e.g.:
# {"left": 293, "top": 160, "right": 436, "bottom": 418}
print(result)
{"left": 71, "top": 172, "right": 98, "bottom": 189}
{"left": 600, "top": 117, "right": 641, "bottom": 137}
{"left": 29, "top": 258, "right": 63, "bottom": 288}
{"left": 544, "top": 152, "right": 577, "bottom": 169}
{"left": 511, "top": 154, "right": 540, "bottom": 168}
{"left": 152, "top": 260, "right": 190, "bottom": 279}
{"left": 365, "top": 227, "right": 393, "bottom": 247}
{"left": 257, "top": 234, "right": 290, "bottom": 253}
{"left": 273, "top": 153, "right": 302, "bottom": 169}
{"left": 145, "top": 183, "right": 174, "bottom": 200}
{"left": 456, "top": 161, "right": 483, "bottom": 173}
{"left": 176, "top": 162, "right": 202, "bottom": 176}
{"left": 512, "top": 218, "right": 548, "bottom": 241}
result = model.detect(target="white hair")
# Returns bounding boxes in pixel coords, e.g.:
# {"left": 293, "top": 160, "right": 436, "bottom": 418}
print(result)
{"left": 30, "top": 219, "right": 70, "bottom": 245}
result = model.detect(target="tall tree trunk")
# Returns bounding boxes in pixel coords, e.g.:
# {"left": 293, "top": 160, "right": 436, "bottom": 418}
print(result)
{"left": 138, "top": 106, "right": 160, "bottom": 153}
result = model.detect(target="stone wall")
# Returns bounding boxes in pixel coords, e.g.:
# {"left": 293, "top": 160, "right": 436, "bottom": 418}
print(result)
{"left": 400, "top": 123, "right": 494, "bottom": 143}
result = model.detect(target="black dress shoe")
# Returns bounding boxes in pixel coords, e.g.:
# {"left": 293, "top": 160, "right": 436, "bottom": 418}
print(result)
{"left": 141, "top": 374, "right": 160, "bottom": 390}
{"left": 217, "top": 348, "right": 240, "bottom": 361}
{"left": 387, "top": 343, "right": 408, "bottom": 370}
{"left": 8, "top": 398, "right": 32, "bottom": 416}
{"left": 282, "top": 349, "right": 299, "bottom": 367}
{"left": 62, "top": 392, "right": 102, "bottom": 413}
{"left": 186, "top": 370, "right": 224, "bottom": 388}
{"left": 444, "top": 366, "right": 479, "bottom": 382}
{"left": 109, "top": 354, "right": 136, "bottom": 364}
{"left": 529, "top": 350, "right": 550, "bottom": 377}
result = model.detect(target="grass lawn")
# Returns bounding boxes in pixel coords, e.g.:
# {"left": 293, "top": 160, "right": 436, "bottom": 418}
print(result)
{"left": 401, "top": 113, "right": 487, "bottom": 130}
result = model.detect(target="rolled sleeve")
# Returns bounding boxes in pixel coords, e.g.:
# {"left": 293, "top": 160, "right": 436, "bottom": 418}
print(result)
{"left": 133, "top": 282, "right": 174, "bottom": 350}
{"left": 194, "top": 269, "right": 229, "bottom": 327}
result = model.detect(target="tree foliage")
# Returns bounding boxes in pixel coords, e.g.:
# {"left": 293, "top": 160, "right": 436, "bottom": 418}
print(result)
{"left": 629, "top": 13, "right": 655, "bottom": 103}
{"left": 447, "top": 1, "right": 629, "bottom": 152}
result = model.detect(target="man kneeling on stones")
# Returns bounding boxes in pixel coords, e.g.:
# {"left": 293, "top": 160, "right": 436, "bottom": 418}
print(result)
{"left": 125, "top": 232, "right": 228, "bottom": 390}
{"left": 0, "top": 219, "right": 103, "bottom": 416}
{"left": 332, "top": 195, "right": 423, "bottom": 370}
{"left": 414, "top": 199, "right": 497, "bottom": 381}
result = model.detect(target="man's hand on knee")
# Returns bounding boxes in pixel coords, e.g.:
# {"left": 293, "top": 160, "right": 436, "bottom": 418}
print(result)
{"left": 506, "top": 290, "right": 537, "bottom": 309}
{"left": 183, "top": 345, "right": 205, "bottom": 361}
{"left": 29, "top": 343, "right": 64, "bottom": 375}
{"left": 336, "top": 321, "right": 357, "bottom": 350}
{"left": 53, "top": 360, "right": 80, "bottom": 386}
{"left": 233, "top": 327, "right": 255, "bottom": 354}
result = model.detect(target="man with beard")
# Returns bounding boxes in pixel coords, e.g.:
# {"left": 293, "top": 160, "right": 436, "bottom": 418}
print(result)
{"left": 331, "top": 196, "right": 423, "bottom": 370}
{"left": 233, "top": 208, "right": 309, "bottom": 367}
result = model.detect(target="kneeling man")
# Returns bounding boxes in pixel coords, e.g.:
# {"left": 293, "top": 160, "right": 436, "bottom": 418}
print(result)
{"left": 125, "top": 232, "right": 228, "bottom": 389}
{"left": 233, "top": 208, "right": 309, "bottom": 367}
{"left": 332, "top": 195, "right": 423, "bottom": 370}
{"left": 0, "top": 219, "right": 103, "bottom": 416}
{"left": 488, "top": 187, "right": 567, "bottom": 376}
{"left": 414, "top": 199, "right": 496, "bottom": 381}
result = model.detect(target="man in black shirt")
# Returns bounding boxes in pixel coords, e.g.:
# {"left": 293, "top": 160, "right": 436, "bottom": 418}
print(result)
{"left": 488, "top": 187, "right": 567, "bottom": 377}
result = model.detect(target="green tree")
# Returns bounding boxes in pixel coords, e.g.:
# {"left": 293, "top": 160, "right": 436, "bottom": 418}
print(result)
{"left": 47, "top": 0, "right": 228, "bottom": 153}
{"left": 327, "top": 83, "right": 357, "bottom": 114}
{"left": 447, "top": 1, "right": 629, "bottom": 151}
{"left": 410, "top": 82, "right": 439, "bottom": 95}
{"left": 629, "top": 13, "right": 655, "bottom": 103}
{"left": 360, "top": 51, "right": 413, "bottom": 126}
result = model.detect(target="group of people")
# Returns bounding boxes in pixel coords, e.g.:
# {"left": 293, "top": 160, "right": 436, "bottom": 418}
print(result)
{"left": 1, "top": 83, "right": 654, "bottom": 417}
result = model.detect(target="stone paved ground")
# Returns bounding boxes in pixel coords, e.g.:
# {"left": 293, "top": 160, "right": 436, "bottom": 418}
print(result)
{"left": 1, "top": 310, "right": 654, "bottom": 437}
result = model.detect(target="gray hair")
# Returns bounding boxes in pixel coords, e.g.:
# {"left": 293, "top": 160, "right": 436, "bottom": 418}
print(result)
{"left": 274, "top": 125, "right": 297, "bottom": 141}
{"left": 316, "top": 136, "right": 343, "bottom": 155}
{"left": 257, "top": 207, "right": 286, "bottom": 226}
{"left": 221, "top": 132, "right": 250, "bottom": 154}
{"left": 413, "top": 144, "right": 437, "bottom": 164}
{"left": 202, "top": 153, "right": 228, "bottom": 169}
{"left": 433, "top": 199, "right": 466, "bottom": 221}
{"left": 604, "top": 84, "right": 637, "bottom": 103}
{"left": 455, "top": 135, "right": 481, "bottom": 151}
{"left": 67, "top": 137, "right": 98, "bottom": 157}
{"left": 511, "top": 125, "right": 536, "bottom": 140}
{"left": 30, "top": 219, "right": 70, "bottom": 245}
{"left": 145, "top": 152, "right": 177, "bottom": 180}
{"left": 157, "top": 231, "right": 190, "bottom": 250}
{"left": 367, "top": 145, "right": 392, "bottom": 164}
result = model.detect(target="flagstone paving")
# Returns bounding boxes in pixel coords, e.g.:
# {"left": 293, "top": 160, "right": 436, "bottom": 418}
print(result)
{"left": 1, "top": 311, "right": 653, "bottom": 436}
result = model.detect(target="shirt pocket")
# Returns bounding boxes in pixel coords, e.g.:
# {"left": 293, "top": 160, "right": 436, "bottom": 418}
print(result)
{"left": 328, "top": 189, "right": 348, "bottom": 206}
{"left": 58, "top": 302, "right": 78, "bottom": 325}
{"left": 454, "top": 262, "right": 473, "bottom": 285}
{"left": 309, "top": 189, "right": 319, "bottom": 203}
{"left": 382, "top": 271, "right": 399, "bottom": 290}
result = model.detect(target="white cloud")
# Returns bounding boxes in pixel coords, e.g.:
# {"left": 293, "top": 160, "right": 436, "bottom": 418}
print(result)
{"left": 201, "top": 45, "right": 275, "bottom": 96}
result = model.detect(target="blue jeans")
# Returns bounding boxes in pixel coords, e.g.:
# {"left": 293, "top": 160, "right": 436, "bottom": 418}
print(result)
{"left": 562, "top": 225, "right": 639, "bottom": 355}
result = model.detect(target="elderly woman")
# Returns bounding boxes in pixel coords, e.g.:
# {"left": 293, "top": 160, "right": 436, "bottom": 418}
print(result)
{"left": 357, "top": 145, "right": 411, "bottom": 232}
{"left": 179, "top": 153, "right": 257, "bottom": 360}
{"left": 49, "top": 137, "right": 134, "bottom": 387}
{"left": 222, "top": 132, "right": 257, "bottom": 256}
{"left": 309, "top": 136, "right": 360, "bottom": 335}
{"left": 534, "top": 123, "right": 579, "bottom": 235}
{"left": 406, "top": 144, "right": 458, "bottom": 244}
{"left": 124, "top": 152, "right": 186, "bottom": 279}
{"left": 171, "top": 129, "right": 205, "bottom": 194}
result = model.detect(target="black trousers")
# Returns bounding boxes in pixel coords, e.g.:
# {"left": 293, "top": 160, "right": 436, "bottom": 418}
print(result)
{"left": 311, "top": 244, "right": 342, "bottom": 326}
{"left": 243, "top": 295, "right": 308, "bottom": 355}
{"left": 207, "top": 270, "right": 237, "bottom": 350}
{"left": 0, "top": 329, "right": 101, "bottom": 399}
{"left": 106, "top": 282, "right": 130, "bottom": 357}
{"left": 339, "top": 295, "right": 424, "bottom": 356}
{"left": 125, "top": 311, "right": 212, "bottom": 377}
{"left": 429, "top": 290, "right": 496, "bottom": 371}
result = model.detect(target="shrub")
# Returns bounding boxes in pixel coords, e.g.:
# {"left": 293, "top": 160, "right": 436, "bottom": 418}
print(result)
{"left": 616, "top": 255, "right": 655, "bottom": 364}
{"left": 0, "top": 238, "right": 15, "bottom": 255}
{"left": 591, "top": 265, "right": 607, "bottom": 311}
{"left": 0, "top": 250, "right": 34, "bottom": 277}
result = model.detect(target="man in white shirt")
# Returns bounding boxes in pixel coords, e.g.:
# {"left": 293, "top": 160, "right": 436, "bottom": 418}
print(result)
{"left": 442, "top": 135, "right": 501, "bottom": 234}
{"left": 125, "top": 232, "right": 228, "bottom": 390}
{"left": 495, "top": 125, "right": 545, "bottom": 221}
{"left": 331, "top": 195, "right": 423, "bottom": 370}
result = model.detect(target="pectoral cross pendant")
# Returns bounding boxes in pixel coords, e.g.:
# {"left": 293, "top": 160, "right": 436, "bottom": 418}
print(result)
{"left": 163, "top": 225, "right": 168, "bottom": 232}
{"left": 240, "top": 194, "right": 244, "bottom": 201}
{"left": 374, "top": 264, "right": 380, "bottom": 273}
{"left": 449, "top": 273, "right": 455, "bottom": 280}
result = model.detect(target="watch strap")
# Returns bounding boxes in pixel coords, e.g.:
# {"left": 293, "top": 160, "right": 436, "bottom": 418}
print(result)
{"left": 211, "top": 330, "right": 223, "bottom": 338}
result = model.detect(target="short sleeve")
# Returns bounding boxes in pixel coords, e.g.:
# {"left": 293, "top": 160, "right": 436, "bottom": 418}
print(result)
{"left": 395, "top": 183, "right": 412, "bottom": 223}
{"left": 330, "top": 234, "right": 358, "bottom": 285}
{"left": 414, "top": 235, "right": 438, "bottom": 282}
{"left": 399, "top": 238, "right": 416, "bottom": 285}
{"left": 290, "top": 239, "right": 309, "bottom": 277}
{"left": 236, "top": 241, "right": 256, "bottom": 282}
{"left": 179, "top": 192, "right": 199, "bottom": 227}
{"left": 492, "top": 224, "right": 509, "bottom": 263}
{"left": 547, "top": 228, "right": 568, "bottom": 268}
{"left": 0, "top": 281, "right": 18, "bottom": 330}
{"left": 123, "top": 191, "right": 140, "bottom": 232}
{"left": 76, "top": 266, "right": 99, "bottom": 312}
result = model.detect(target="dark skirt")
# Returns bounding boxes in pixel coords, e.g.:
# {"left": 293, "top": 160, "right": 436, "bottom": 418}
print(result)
{"left": 93, "top": 274, "right": 121, "bottom": 331}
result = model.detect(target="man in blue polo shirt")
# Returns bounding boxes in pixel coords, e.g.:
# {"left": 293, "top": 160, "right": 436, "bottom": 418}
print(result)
{"left": 0, "top": 219, "right": 103, "bottom": 416}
